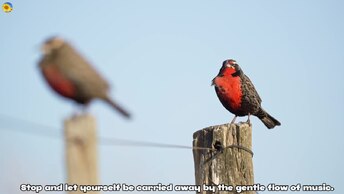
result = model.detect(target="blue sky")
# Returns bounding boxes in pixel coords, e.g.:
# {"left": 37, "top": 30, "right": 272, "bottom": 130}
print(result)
{"left": 1, "top": 0, "right": 343, "bottom": 193}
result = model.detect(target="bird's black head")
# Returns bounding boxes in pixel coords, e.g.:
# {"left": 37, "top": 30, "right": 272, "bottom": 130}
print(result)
{"left": 219, "top": 59, "right": 242, "bottom": 77}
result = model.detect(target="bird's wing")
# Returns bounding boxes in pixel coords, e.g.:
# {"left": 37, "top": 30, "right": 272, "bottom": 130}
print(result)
{"left": 57, "top": 44, "right": 110, "bottom": 97}
{"left": 242, "top": 74, "right": 262, "bottom": 104}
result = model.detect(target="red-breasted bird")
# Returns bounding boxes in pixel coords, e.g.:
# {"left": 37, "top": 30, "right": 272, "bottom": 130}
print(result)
{"left": 212, "top": 59, "right": 280, "bottom": 129}
{"left": 38, "top": 37, "right": 130, "bottom": 118}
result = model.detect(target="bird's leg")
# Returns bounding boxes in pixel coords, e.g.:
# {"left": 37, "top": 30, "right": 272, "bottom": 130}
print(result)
{"left": 246, "top": 113, "right": 251, "bottom": 125}
{"left": 81, "top": 103, "right": 90, "bottom": 115}
{"left": 231, "top": 115, "right": 237, "bottom": 124}
{"left": 71, "top": 111, "right": 81, "bottom": 120}
{"left": 72, "top": 103, "right": 89, "bottom": 119}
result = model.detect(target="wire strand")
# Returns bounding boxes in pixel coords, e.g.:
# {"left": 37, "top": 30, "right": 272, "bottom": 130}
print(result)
{"left": 99, "top": 137, "right": 192, "bottom": 149}
{"left": 0, "top": 113, "right": 61, "bottom": 139}
{"left": 0, "top": 113, "right": 195, "bottom": 150}
{"left": 0, "top": 113, "right": 252, "bottom": 155}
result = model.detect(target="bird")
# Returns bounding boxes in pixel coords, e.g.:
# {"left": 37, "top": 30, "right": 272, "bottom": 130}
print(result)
{"left": 38, "top": 36, "right": 130, "bottom": 118}
{"left": 212, "top": 59, "right": 280, "bottom": 129}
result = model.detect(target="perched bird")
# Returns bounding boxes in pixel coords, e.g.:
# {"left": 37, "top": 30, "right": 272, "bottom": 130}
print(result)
{"left": 38, "top": 37, "right": 130, "bottom": 118}
{"left": 212, "top": 59, "right": 280, "bottom": 129}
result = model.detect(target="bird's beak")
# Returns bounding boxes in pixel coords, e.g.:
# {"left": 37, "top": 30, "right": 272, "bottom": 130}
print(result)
{"left": 40, "top": 44, "right": 50, "bottom": 55}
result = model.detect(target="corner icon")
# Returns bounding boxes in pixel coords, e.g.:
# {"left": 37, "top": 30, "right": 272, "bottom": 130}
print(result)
{"left": 2, "top": 2, "right": 13, "bottom": 13}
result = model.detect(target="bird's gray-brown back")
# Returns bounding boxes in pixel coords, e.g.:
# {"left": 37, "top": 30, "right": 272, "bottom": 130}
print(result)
{"left": 52, "top": 42, "right": 110, "bottom": 99}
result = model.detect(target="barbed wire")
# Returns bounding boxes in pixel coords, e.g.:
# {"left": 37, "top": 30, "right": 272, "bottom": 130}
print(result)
{"left": 0, "top": 113, "right": 210, "bottom": 150}
{"left": 0, "top": 113, "right": 61, "bottom": 139}
{"left": 0, "top": 113, "right": 252, "bottom": 155}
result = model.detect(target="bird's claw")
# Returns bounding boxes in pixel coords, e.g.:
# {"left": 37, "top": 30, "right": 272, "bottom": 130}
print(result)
{"left": 230, "top": 115, "right": 237, "bottom": 124}
{"left": 246, "top": 113, "right": 251, "bottom": 126}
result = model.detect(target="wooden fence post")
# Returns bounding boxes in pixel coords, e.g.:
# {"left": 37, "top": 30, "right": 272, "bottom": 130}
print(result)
{"left": 193, "top": 123, "right": 254, "bottom": 194}
{"left": 64, "top": 114, "right": 99, "bottom": 194}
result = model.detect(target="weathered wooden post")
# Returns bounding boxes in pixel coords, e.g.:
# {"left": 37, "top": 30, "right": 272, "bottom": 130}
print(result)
{"left": 64, "top": 114, "right": 99, "bottom": 194}
{"left": 193, "top": 123, "right": 254, "bottom": 194}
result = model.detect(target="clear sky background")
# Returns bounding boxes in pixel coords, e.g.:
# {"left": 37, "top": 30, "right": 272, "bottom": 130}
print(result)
{"left": 1, "top": 0, "right": 343, "bottom": 193}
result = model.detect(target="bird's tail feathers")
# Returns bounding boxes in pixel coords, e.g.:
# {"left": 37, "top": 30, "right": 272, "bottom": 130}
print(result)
{"left": 258, "top": 108, "right": 281, "bottom": 129}
{"left": 103, "top": 97, "right": 131, "bottom": 119}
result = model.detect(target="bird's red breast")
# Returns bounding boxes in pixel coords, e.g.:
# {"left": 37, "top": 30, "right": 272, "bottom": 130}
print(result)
{"left": 42, "top": 65, "right": 76, "bottom": 99}
{"left": 213, "top": 67, "right": 243, "bottom": 112}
